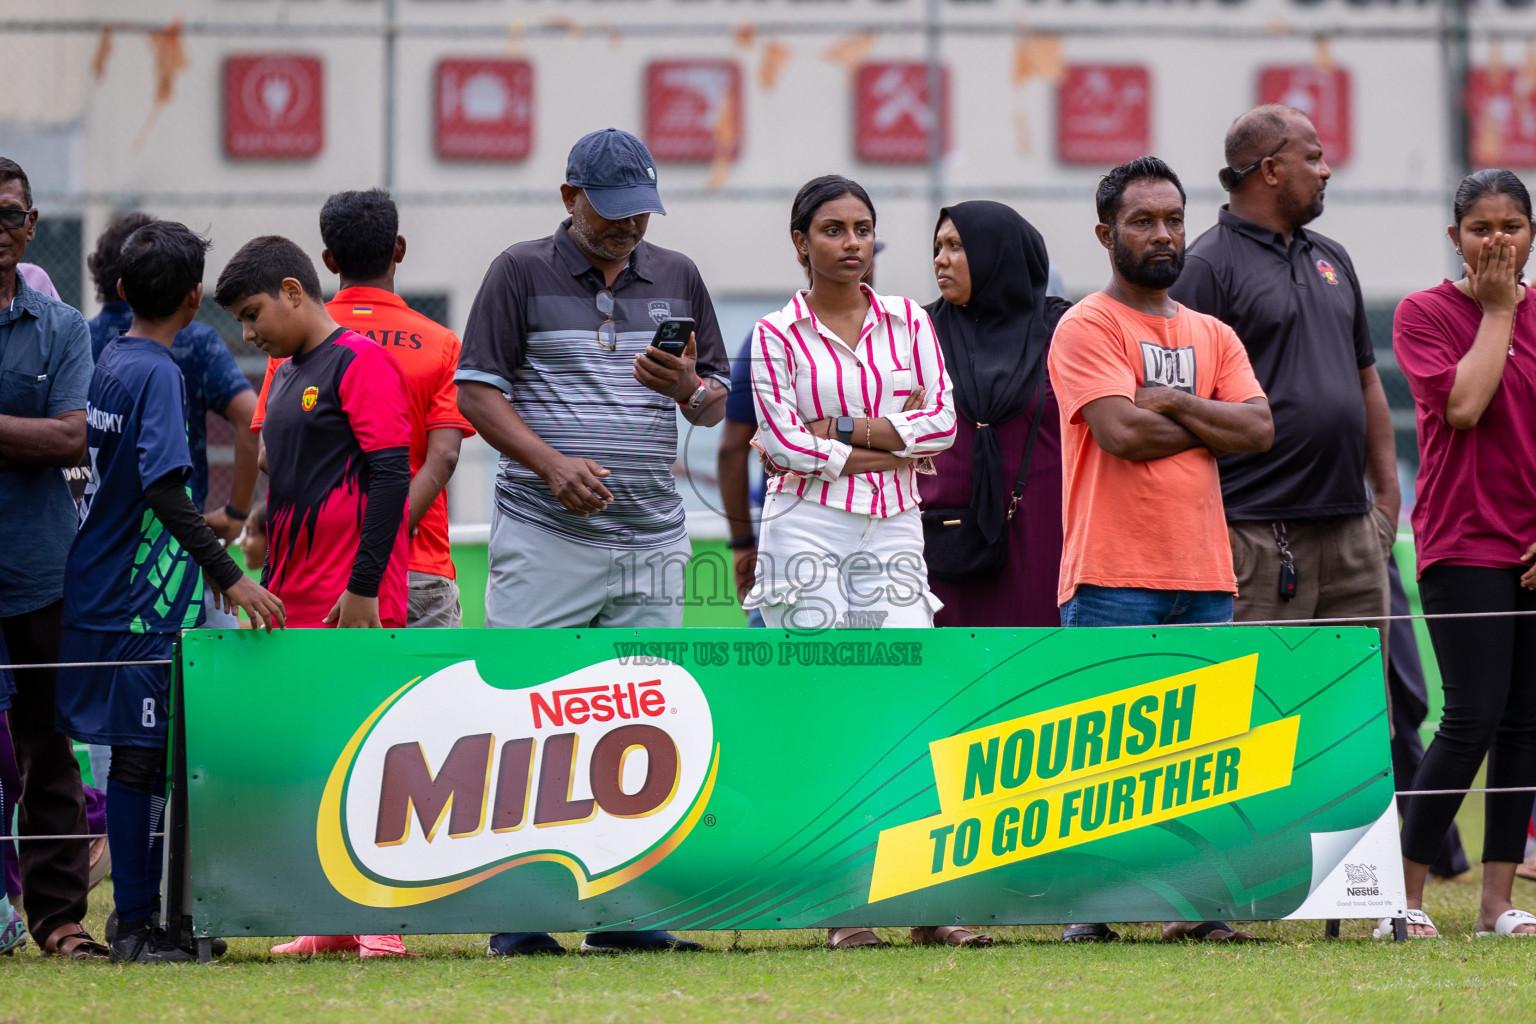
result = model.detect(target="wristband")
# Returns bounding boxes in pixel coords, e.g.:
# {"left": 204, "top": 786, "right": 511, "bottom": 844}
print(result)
{"left": 224, "top": 502, "right": 249, "bottom": 521}
{"left": 727, "top": 535, "right": 758, "bottom": 550}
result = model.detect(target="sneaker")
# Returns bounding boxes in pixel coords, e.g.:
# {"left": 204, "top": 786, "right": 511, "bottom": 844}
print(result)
{"left": 488, "top": 931, "right": 566, "bottom": 956}
{"left": 357, "top": 934, "right": 414, "bottom": 958}
{"left": 270, "top": 934, "right": 359, "bottom": 955}
{"left": 109, "top": 919, "right": 195, "bottom": 963}
{"left": 0, "top": 900, "right": 26, "bottom": 956}
{"left": 580, "top": 930, "right": 704, "bottom": 953}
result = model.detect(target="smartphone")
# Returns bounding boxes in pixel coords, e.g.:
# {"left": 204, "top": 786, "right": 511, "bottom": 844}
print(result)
{"left": 651, "top": 317, "right": 695, "bottom": 357}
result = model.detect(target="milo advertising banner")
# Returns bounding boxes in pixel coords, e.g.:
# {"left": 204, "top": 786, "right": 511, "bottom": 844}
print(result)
{"left": 179, "top": 626, "right": 1405, "bottom": 937}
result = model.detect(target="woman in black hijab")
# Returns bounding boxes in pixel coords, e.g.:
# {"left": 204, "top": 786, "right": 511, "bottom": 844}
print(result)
{"left": 923, "top": 201, "right": 1070, "bottom": 626}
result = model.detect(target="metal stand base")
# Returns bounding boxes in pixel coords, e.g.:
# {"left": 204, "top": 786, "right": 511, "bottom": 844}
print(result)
{"left": 1393, "top": 917, "right": 1408, "bottom": 942}
{"left": 197, "top": 937, "right": 213, "bottom": 964}
{"left": 1324, "top": 919, "right": 1340, "bottom": 939}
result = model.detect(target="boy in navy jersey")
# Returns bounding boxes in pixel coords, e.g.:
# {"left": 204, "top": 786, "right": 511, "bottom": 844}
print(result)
{"left": 215, "top": 235, "right": 413, "bottom": 957}
{"left": 56, "top": 222, "right": 285, "bottom": 963}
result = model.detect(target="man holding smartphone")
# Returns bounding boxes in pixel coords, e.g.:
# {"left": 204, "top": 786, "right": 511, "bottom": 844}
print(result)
{"left": 456, "top": 127, "right": 729, "bottom": 955}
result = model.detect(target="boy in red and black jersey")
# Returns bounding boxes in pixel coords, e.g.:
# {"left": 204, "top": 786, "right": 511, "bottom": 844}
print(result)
{"left": 215, "top": 236, "right": 412, "bottom": 958}
{"left": 215, "top": 235, "right": 410, "bottom": 630}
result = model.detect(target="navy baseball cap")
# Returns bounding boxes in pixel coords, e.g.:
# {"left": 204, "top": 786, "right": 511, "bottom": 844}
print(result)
{"left": 565, "top": 128, "right": 666, "bottom": 220}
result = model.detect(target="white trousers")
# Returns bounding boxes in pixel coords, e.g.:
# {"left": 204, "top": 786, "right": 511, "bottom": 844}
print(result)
{"left": 745, "top": 491, "right": 941, "bottom": 632}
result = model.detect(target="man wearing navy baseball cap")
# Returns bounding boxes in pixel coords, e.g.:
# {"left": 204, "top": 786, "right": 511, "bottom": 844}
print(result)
{"left": 456, "top": 129, "right": 729, "bottom": 956}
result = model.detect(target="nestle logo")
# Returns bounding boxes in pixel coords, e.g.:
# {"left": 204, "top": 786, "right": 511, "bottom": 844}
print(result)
{"left": 530, "top": 681, "right": 666, "bottom": 728}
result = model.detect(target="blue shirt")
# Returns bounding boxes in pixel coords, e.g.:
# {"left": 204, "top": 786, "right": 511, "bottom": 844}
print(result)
{"left": 64, "top": 336, "right": 202, "bottom": 633}
{"left": 0, "top": 273, "right": 94, "bottom": 615}
{"left": 89, "top": 302, "right": 252, "bottom": 509}
{"left": 724, "top": 333, "right": 757, "bottom": 427}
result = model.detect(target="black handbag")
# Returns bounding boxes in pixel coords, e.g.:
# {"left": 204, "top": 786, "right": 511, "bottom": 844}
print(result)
{"left": 921, "top": 388, "right": 1045, "bottom": 583}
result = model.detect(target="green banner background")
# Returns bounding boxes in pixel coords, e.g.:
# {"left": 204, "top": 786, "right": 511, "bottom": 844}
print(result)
{"left": 182, "top": 626, "right": 1392, "bottom": 937}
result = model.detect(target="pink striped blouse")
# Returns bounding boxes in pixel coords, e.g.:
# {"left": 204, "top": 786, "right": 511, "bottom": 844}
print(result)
{"left": 751, "top": 286, "right": 956, "bottom": 517}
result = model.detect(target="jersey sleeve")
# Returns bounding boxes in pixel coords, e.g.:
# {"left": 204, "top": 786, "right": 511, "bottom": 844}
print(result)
{"left": 1339, "top": 251, "right": 1377, "bottom": 370}
{"left": 456, "top": 251, "right": 528, "bottom": 393}
{"left": 1211, "top": 322, "right": 1267, "bottom": 404}
{"left": 688, "top": 262, "right": 731, "bottom": 387}
{"left": 1393, "top": 292, "right": 1461, "bottom": 418}
{"left": 249, "top": 356, "right": 280, "bottom": 431}
{"left": 339, "top": 347, "right": 410, "bottom": 453}
{"left": 427, "top": 332, "right": 475, "bottom": 436}
{"left": 136, "top": 361, "right": 195, "bottom": 490}
{"left": 192, "top": 323, "right": 254, "bottom": 415}
{"left": 724, "top": 334, "right": 757, "bottom": 426}
{"left": 1047, "top": 309, "right": 1138, "bottom": 425}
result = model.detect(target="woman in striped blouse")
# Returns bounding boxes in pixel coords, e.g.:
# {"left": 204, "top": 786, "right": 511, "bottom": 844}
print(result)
{"left": 747, "top": 177, "right": 978, "bottom": 948}
{"left": 747, "top": 175, "right": 956, "bottom": 635}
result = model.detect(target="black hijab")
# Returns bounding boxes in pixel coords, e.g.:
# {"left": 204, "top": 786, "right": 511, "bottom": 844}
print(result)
{"left": 924, "top": 201, "right": 1070, "bottom": 544}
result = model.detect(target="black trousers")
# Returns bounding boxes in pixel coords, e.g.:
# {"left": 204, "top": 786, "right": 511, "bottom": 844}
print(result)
{"left": 1401, "top": 566, "right": 1536, "bottom": 865}
{"left": 0, "top": 601, "right": 89, "bottom": 942}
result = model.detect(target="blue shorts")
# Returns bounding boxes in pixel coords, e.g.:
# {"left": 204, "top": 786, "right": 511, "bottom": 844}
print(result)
{"left": 55, "top": 629, "right": 174, "bottom": 747}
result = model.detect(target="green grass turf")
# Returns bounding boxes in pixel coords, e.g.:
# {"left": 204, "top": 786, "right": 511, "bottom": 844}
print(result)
{"left": 5, "top": 802, "right": 1534, "bottom": 1023}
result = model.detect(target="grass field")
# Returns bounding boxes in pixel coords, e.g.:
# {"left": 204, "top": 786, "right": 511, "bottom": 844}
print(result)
{"left": 5, "top": 804, "right": 1534, "bottom": 1023}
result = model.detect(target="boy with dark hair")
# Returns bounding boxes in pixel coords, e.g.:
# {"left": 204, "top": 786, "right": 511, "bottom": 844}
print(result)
{"left": 250, "top": 190, "right": 474, "bottom": 628}
{"left": 86, "top": 213, "right": 259, "bottom": 546}
{"left": 55, "top": 221, "right": 286, "bottom": 963}
{"left": 216, "top": 234, "right": 413, "bottom": 958}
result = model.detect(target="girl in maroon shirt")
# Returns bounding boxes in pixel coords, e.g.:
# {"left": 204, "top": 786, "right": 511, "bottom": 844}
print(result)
{"left": 1392, "top": 168, "right": 1536, "bottom": 938}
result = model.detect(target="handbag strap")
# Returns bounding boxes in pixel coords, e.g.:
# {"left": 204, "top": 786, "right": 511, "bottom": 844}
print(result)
{"left": 1005, "top": 381, "right": 1045, "bottom": 522}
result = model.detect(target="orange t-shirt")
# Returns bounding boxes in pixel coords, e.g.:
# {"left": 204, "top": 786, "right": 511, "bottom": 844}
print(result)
{"left": 1046, "top": 291, "right": 1266, "bottom": 606}
{"left": 252, "top": 287, "right": 475, "bottom": 579}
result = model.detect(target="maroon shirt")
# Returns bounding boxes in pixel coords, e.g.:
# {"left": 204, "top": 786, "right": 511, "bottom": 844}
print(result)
{"left": 1393, "top": 281, "right": 1536, "bottom": 575}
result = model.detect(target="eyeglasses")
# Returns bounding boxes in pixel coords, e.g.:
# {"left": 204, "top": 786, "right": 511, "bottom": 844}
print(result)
{"left": 596, "top": 290, "right": 618, "bottom": 350}
{"left": 1219, "top": 138, "right": 1289, "bottom": 191}
{"left": 0, "top": 208, "right": 33, "bottom": 231}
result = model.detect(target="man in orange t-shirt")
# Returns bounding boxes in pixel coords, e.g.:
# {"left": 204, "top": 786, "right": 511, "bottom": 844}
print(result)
{"left": 252, "top": 189, "right": 474, "bottom": 628}
{"left": 1049, "top": 157, "right": 1273, "bottom": 629}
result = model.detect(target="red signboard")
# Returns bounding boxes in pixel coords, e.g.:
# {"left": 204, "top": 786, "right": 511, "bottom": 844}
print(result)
{"left": 1057, "top": 65, "right": 1151, "bottom": 166}
{"left": 1466, "top": 68, "right": 1536, "bottom": 170}
{"left": 1258, "top": 66, "right": 1352, "bottom": 166}
{"left": 223, "top": 54, "right": 324, "bottom": 159}
{"left": 645, "top": 61, "right": 743, "bottom": 162}
{"left": 854, "top": 62, "right": 949, "bottom": 164}
{"left": 435, "top": 59, "right": 534, "bottom": 161}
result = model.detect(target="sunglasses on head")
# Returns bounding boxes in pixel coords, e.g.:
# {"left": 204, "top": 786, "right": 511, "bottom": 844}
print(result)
{"left": 0, "top": 207, "right": 32, "bottom": 231}
{"left": 1219, "top": 138, "right": 1288, "bottom": 191}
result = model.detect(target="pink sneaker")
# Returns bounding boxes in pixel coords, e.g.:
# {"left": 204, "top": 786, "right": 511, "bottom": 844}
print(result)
{"left": 357, "top": 934, "right": 414, "bottom": 958}
{"left": 271, "top": 934, "right": 359, "bottom": 955}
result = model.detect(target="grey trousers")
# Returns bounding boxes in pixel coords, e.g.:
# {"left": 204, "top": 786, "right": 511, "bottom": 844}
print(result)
{"left": 407, "top": 571, "right": 463, "bottom": 629}
{"left": 484, "top": 512, "right": 690, "bottom": 629}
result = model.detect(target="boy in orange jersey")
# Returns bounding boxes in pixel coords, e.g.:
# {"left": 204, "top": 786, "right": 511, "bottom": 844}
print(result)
{"left": 251, "top": 189, "right": 474, "bottom": 627}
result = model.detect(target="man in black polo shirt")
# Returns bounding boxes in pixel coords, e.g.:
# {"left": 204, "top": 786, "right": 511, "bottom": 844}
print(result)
{"left": 456, "top": 127, "right": 728, "bottom": 956}
{"left": 1171, "top": 105, "right": 1398, "bottom": 632}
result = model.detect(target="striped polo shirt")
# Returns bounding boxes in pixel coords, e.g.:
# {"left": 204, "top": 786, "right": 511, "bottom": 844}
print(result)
{"left": 456, "top": 220, "right": 729, "bottom": 547}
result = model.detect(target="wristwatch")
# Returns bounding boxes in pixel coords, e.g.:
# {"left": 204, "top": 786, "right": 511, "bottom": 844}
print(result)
{"left": 835, "top": 416, "right": 856, "bottom": 445}
{"left": 681, "top": 377, "right": 708, "bottom": 410}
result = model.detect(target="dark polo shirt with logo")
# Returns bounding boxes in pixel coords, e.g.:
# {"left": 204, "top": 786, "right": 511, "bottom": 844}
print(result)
{"left": 1171, "top": 207, "right": 1374, "bottom": 521}
{"left": 456, "top": 220, "right": 729, "bottom": 548}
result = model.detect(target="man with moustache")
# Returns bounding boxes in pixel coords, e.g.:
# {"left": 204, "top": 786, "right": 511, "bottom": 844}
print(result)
{"left": 456, "top": 128, "right": 728, "bottom": 955}
{"left": 1049, "top": 158, "right": 1272, "bottom": 942}
{"left": 1170, "top": 106, "right": 1398, "bottom": 635}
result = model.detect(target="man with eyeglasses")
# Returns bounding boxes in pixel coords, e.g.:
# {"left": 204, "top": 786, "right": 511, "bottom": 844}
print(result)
{"left": 456, "top": 128, "right": 727, "bottom": 955}
{"left": 0, "top": 156, "right": 104, "bottom": 958}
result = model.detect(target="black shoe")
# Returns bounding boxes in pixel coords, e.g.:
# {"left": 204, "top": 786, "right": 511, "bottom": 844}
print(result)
{"left": 580, "top": 930, "right": 704, "bottom": 952}
{"left": 488, "top": 931, "right": 566, "bottom": 956}
{"left": 109, "top": 919, "right": 196, "bottom": 963}
{"left": 108, "top": 909, "right": 227, "bottom": 959}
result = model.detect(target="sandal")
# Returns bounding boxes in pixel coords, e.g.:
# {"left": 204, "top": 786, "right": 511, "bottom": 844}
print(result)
{"left": 1375, "top": 909, "right": 1438, "bottom": 939}
{"left": 42, "top": 924, "right": 110, "bottom": 960}
{"left": 910, "top": 925, "right": 994, "bottom": 948}
{"left": 827, "top": 927, "right": 886, "bottom": 949}
{"left": 1476, "top": 908, "right": 1536, "bottom": 937}
{"left": 1062, "top": 923, "right": 1119, "bottom": 943}
{"left": 1166, "top": 920, "right": 1256, "bottom": 942}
